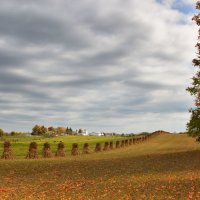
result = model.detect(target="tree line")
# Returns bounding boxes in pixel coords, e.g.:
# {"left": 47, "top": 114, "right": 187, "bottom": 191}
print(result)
{"left": 0, "top": 126, "right": 86, "bottom": 137}
{"left": 31, "top": 125, "right": 85, "bottom": 136}
{"left": 0, "top": 129, "right": 25, "bottom": 137}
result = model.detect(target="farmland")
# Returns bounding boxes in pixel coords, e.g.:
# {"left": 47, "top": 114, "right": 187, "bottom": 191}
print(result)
{"left": 1, "top": 133, "right": 200, "bottom": 199}
{"left": 0, "top": 135, "right": 126, "bottom": 158}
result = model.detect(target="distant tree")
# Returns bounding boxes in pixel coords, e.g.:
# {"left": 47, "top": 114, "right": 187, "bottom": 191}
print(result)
{"left": 31, "top": 125, "right": 47, "bottom": 135}
{"left": 32, "top": 125, "right": 40, "bottom": 135}
{"left": 66, "top": 127, "right": 69, "bottom": 134}
{"left": 0, "top": 128, "right": 4, "bottom": 137}
{"left": 46, "top": 126, "right": 56, "bottom": 137}
{"left": 48, "top": 126, "right": 56, "bottom": 133}
{"left": 57, "top": 127, "right": 66, "bottom": 135}
{"left": 10, "top": 131, "right": 25, "bottom": 136}
{"left": 187, "top": 2, "right": 200, "bottom": 139}
{"left": 69, "top": 128, "right": 72, "bottom": 132}
{"left": 78, "top": 129, "right": 83, "bottom": 134}
{"left": 10, "top": 131, "right": 16, "bottom": 136}
{"left": 187, "top": 108, "right": 200, "bottom": 137}
{"left": 40, "top": 126, "right": 47, "bottom": 135}
{"left": 66, "top": 127, "right": 73, "bottom": 135}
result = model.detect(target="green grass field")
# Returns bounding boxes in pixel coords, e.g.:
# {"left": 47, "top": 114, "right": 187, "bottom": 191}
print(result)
{"left": 0, "top": 133, "right": 200, "bottom": 200}
{"left": 0, "top": 135, "right": 126, "bottom": 158}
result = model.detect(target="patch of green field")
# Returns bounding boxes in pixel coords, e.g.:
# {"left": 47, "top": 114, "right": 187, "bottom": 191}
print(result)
{"left": 1, "top": 133, "right": 200, "bottom": 200}
{"left": 0, "top": 135, "right": 126, "bottom": 158}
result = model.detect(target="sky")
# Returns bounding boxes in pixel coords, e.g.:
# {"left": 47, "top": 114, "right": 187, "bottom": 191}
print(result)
{"left": 0, "top": 0, "right": 197, "bottom": 133}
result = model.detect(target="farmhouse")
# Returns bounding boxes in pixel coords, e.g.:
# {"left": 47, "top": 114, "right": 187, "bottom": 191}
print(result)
{"left": 76, "top": 129, "right": 89, "bottom": 136}
{"left": 89, "top": 132, "right": 103, "bottom": 136}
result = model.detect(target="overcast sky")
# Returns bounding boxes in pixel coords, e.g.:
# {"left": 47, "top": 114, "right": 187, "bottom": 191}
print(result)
{"left": 0, "top": 0, "right": 197, "bottom": 133}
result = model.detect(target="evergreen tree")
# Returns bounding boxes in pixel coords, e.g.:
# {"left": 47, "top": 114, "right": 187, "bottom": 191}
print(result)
{"left": 0, "top": 128, "right": 4, "bottom": 137}
{"left": 187, "top": 1, "right": 200, "bottom": 138}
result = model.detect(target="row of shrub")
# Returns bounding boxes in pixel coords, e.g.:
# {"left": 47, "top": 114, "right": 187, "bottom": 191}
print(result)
{"left": 1, "top": 131, "right": 163, "bottom": 160}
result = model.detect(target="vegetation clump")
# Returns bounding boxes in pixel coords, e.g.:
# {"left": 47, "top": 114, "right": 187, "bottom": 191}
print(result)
{"left": 132, "top": 138, "right": 136, "bottom": 144}
{"left": 103, "top": 142, "right": 109, "bottom": 151}
{"left": 116, "top": 141, "right": 120, "bottom": 148}
{"left": 26, "top": 142, "right": 38, "bottom": 159}
{"left": 129, "top": 139, "right": 133, "bottom": 145}
{"left": 55, "top": 142, "right": 65, "bottom": 157}
{"left": 1, "top": 141, "right": 13, "bottom": 159}
{"left": 42, "top": 142, "right": 52, "bottom": 158}
{"left": 82, "top": 143, "right": 90, "bottom": 154}
{"left": 136, "top": 138, "right": 141, "bottom": 143}
{"left": 0, "top": 128, "right": 4, "bottom": 137}
{"left": 95, "top": 143, "right": 102, "bottom": 152}
{"left": 71, "top": 143, "right": 79, "bottom": 156}
{"left": 109, "top": 141, "right": 113, "bottom": 150}
{"left": 120, "top": 140, "right": 125, "bottom": 148}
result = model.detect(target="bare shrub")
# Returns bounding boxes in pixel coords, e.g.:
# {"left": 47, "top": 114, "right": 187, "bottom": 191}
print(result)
{"left": 55, "top": 141, "right": 65, "bottom": 157}
{"left": 1, "top": 141, "right": 13, "bottom": 159}
{"left": 71, "top": 143, "right": 79, "bottom": 156}
{"left": 26, "top": 142, "right": 38, "bottom": 159}
{"left": 42, "top": 142, "right": 52, "bottom": 158}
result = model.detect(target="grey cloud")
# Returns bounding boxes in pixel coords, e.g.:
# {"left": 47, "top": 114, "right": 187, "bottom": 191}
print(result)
{"left": 0, "top": 48, "right": 28, "bottom": 68}
{"left": 82, "top": 48, "right": 128, "bottom": 67}
{"left": 0, "top": 0, "right": 195, "bottom": 132}
{"left": 0, "top": 74, "right": 52, "bottom": 102}
{"left": 0, "top": 85, "right": 50, "bottom": 101}
{"left": 123, "top": 79, "right": 169, "bottom": 90}
{"left": 0, "top": 114, "right": 38, "bottom": 122}
{"left": 0, "top": 8, "right": 91, "bottom": 50}
{"left": 0, "top": 71, "right": 32, "bottom": 85}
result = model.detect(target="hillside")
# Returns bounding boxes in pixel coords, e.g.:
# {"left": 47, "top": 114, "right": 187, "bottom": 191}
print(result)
{"left": 0, "top": 133, "right": 200, "bottom": 200}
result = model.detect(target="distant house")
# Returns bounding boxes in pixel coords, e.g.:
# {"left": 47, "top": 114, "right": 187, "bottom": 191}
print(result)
{"left": 102, "top": 132, "right": 116, "bottom": 136}
{"left": 77, "top": 129, "right": 89, "bottom": 136}
{"left": 82, "top": 129, "right": 88, "bottom": 136}
{"left": 89, "top": 132, "right": 103, "bottom": 136}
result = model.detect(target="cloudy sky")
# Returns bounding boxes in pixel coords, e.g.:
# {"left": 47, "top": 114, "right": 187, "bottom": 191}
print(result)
{"left": 0, "top": 0, "right": 197, "bottom": 133}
